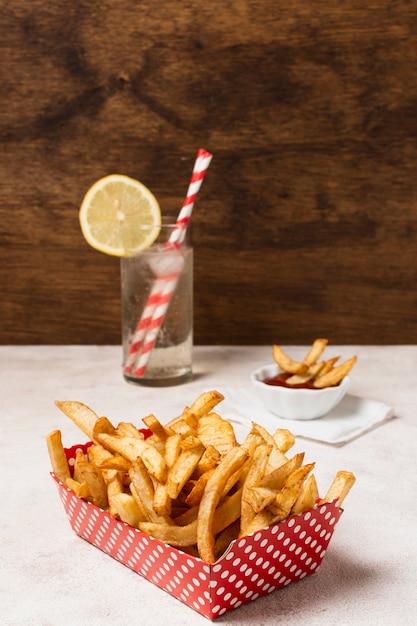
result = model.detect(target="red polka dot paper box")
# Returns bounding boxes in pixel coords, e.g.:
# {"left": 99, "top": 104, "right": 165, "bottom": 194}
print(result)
{"left": 51, "top": 443, "right": 343, "bottom": 621}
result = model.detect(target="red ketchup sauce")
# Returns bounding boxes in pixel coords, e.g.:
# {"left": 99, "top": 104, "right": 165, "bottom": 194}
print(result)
{"left": 262, "top": 372, "right": 318, "bottom": 390}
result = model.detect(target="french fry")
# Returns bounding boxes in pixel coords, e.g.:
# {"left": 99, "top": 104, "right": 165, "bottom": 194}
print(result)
{"left": 243, "top": 486, "right": 277, "bottom": 515}
{"left": 111, "top": 492, "right": 145, "bottom": 527}
{"left": 142, "top": 413, "right": 169, "bottom": 442}
{"left": 197, "top": 412, "right": 237, "bottom": 456}
{"left": 313, "top": 356, "right": 358, "bottom": 388}
{"left": 197, "top": 446, "right": 249, "bottom": 563}
{"left": 166, "top": 444, "right": 205, "bottom": 499}
{"left": 240, "top": 444, "right": 271, "bottom": 536}
{"left": 184, "top": 469, "right": 215, "bottom": 507}
{"left": 321, "top": 470, "right": 356, "bottom": 507}
{"left": 164, "top": 433, "right": 182, "bottom": 468}
{"left": 115, "top": 421, "right": 143, "bottom": 439}
{"left": 273, "top": 345, "right": 308, "bottom": 374}
{"left": 129, "top": 459, "right": 173, "bottom": 524}
{"left": 267, "top": 463, "right": 315, "bottom": 522}
{"left": 214, "top": 519, "right": 240, "bottom": 560}
{"left": 96, "top": 432, "right": 168, "bottom": 483}
{"left": 252, "top": 422, "right": 287, "bottom": 473}
{"left": 92, "top": 416, "right": 115, "bottom": 437}
{"left": 153, "top": 482, "right": 172, "bottom": 517}
{"left": 65, "top": 477, "right": 90, "bottom": 499}
{"left": 260, "top": 453, "right": 304, "bottom": 490}
{"left": 189, "top": 390, "right": 225, "bottom": 419}
{"left": 273, "top": 429, "right": 295, "bottom": 454}
{"left": 319, "top": 356, "right": 340, "bottom": 377}
{"left": 303, "top": 338, "right": 328, "bottom": 366}
{"left": 286, "top": 362, "right": 325, "bottom": 386}
{"left": 55, "top": 401, "right": 99, "bottom": 441}
{"left": 291, "top": 473, "right": 319, "bottom": 515}
{"left": 98, "top": 455, "right": 131, "bottom": 473}
{"left": 46, "top": 430, "right": 71, "bottom": 485}
{"left": 74, "top": 449, "right": 108, "bottom": 509}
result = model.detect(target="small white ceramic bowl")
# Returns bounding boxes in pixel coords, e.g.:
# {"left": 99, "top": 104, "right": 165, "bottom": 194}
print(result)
{"left": 250, "top": 364, "right": 350, "bottom": 420}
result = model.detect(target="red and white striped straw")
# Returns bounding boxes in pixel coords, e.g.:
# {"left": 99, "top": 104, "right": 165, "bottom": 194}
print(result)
{"left": 123, "top": 276, "right": 166, "bottom": 373}
{"left": 124, "top": 148, "right": 212, "bottom": 377}
{"left": 132, "top": 274, "right": 179, "bottom": 377}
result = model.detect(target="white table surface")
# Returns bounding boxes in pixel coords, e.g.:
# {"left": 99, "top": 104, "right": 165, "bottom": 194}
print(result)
{"left": 1, "top": 345, "right": 416, "bottom": 625}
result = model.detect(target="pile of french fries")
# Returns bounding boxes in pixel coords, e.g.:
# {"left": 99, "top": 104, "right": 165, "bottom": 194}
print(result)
{"left": 273, "top": 339, "right": 357, "bottom": 387}
{"left": 47, "top": 391, "right": 355, "bottom": 564}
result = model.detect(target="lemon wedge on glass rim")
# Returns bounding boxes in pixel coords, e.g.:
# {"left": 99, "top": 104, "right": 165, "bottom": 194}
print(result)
{"left": 79, "top": 174, "right": 161, "bottom": 257}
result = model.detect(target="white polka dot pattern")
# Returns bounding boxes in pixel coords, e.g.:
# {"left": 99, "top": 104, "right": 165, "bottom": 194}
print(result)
{"left": 51, "top": 442, "right": 343, "bottom": 620}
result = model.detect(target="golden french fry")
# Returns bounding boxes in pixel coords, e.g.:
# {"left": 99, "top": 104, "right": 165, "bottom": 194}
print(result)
{"left": 252, "top": 422, "right": 288, "bottom": 473}
{"left": 286, "top": 361, "right": 325, "bottom": 386}
{"left": 164, "top": 433, "right": 182, "bottom": 468}
{"left": 185, "top": 468, "right": 215, "bottom": 507}
{"left": 55, "top": 401, "right": 99, "bottom": 441}
{"left": 153, "top": 482, "right": 172, "bottom": 517}
{"left": 164, "top": 417, "right": 196, "bottom": 438}
{"left": 260, "top": 453, "right": 305, "bottom": 490}
{"left": 166, "top": 444, "right": 205, "bottom": 499}
{"left": 104, "top": 470, "right": 125, "bottom": 517}
{"left": 272, "top": 429, "right": 295, "bottom": 454}
{"left": 197, "top": 412, "right": 237, "bottom": 456}
{"left": 98, "top": 455, "right": 131, "bottom": 472}
{"left": 174, "top": 505, "right": 199, "bottom": 526}
{"left": 240, "top": 444, "right": 271, "bottom": 536}
{"left": 267, "top": 463, "right": 315, "bottom": 522}
{"left": 313, "top": 356, "right": 357, "bottom": 388}
{"left": 197, "top": 446, "right": 249, "bottom": 563}
{"left": 291, "top": 473, "right": 319, "bottom": 515}
{"left": 111, "top": 493, "right": 145, "bottom": 527}
{"left": 243, "top": 486, "right": 277, "bottom": 515}
{"left": 319, "top": 356, "right": 340, "bottom": 377}
{"left": 129, "top": 459, "right": 172, "bottom": 524}
{"left": 92, "top": 416, "right": 115, "bottom": 437}
{"left": 74, "top": 449, "right": 108, "bottom": 509}
{"left": 96, "top": 432, "right": 168, "bottom": 483}
{"left": 303, "top": 338, "right": 328, "bottom": 366}
{"left": 46, "top": 430, "right": 71, "bottom": 484}
{"left": 189, "top": 390, "right": 225, "bottom": 419}
{"left": 244, "top": 508, "right": 275, "bottom": 535}
{"left": 140, "top": 518, "right": 198, "bottom": 547}
{"left": 87, "top": 443, "right": 114, "bottom": 465}
{"left": 164, "top": 390, "right": 224, "bottom": 434}
{"left": 193, "top": 445, "right": 221, "bottom": 478}
{"left": 65, "top": 477, "right": 90, "bottom": 499}
{"left": 215, "top": 519, "right": 240, "bottom": 559}
{"left": 272, "top": 345, "right": 308, "bottom": 374}
{"left": 115, "top": 421, "right": 143, "bottom": 439}
{"left": 321, "top": 470, "right": 356, "bottom": 508}
{"left": 238, "top": 429, "right": 263, "bottom": 458}
{"left": 142, "top": 413, "right": 168, "bottom": 441}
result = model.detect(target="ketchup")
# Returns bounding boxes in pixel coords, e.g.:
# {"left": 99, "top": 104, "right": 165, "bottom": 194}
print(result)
{"left": 263, "top": 372, "right": 317, "bottom": 390}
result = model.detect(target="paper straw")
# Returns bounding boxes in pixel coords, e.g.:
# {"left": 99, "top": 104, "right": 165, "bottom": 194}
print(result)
{"left": 132, "top": 274, "right": 179, "bottom": 377}
{"left": 123, "top": 277, "right": 166, "bottom": 374}
{"left": 124, "top": 148, "right": 212, "bottom": 377}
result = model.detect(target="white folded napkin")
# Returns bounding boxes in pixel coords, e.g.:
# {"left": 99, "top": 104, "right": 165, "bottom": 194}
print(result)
{"left": 216, "top": 386, "right": 396, "bottom": 445}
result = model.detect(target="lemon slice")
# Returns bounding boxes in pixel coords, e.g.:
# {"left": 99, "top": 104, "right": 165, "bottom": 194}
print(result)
{"left": 79, "top": 174, "right": 161, "bottom": 256}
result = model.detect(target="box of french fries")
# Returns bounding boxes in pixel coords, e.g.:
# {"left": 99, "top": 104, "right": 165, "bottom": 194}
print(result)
{"left": 47, "top": 391, "right": 355, "bottom": 621}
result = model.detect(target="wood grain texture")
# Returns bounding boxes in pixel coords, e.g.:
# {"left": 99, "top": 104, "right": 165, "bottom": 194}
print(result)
{"left": 1, "top": 1, "right": 417, "bottom": 345}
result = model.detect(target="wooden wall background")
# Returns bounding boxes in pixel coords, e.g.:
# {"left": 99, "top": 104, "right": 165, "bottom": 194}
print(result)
{"left": 1, "top": 1, "right": 417, "bottom": 346}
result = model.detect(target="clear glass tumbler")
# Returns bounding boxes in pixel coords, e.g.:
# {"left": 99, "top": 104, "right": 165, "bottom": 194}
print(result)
{"left": 121, "top": 218, "right": 193, "bottom": 386}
